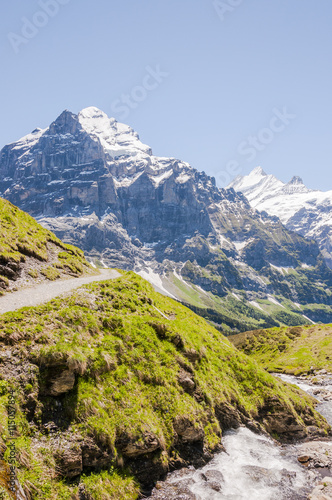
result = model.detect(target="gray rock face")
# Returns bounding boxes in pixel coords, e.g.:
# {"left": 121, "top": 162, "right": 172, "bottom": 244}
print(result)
{"left": 1, "top": 107, "right": 332, "bottom": 327}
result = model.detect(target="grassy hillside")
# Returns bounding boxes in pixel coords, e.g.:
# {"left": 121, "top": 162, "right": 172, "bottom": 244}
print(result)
{"left": 0, "top": 198, "right": 92, "bottom": 293}
{"left": 229, "top": 324, "right": 332, "bottom": 374}
{"left": 0, "top": 273, "right": 329, "bottom": 499}
{"left": 167, "top": 270, "right": 320, "bottom": 334}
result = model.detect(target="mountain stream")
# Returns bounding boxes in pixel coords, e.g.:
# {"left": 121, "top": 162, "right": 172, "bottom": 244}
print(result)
{"left": 149, "top": 372, "right": 332, "bottom": 499}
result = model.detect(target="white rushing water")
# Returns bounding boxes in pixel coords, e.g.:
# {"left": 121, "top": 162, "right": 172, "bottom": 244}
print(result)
{"left": 188, "top": 427, "right": 311, "bottom": 500}
{"left": 277, "top": 372, "right": 332, "bottom": 427}
{"left": 151, "top": 372, "right": 332, "bottom": 499}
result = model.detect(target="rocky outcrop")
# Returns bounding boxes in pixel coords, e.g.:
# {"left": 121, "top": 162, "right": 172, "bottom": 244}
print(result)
{"left": 54, "top": 444, "right": 83, "bottom": 478}
{"left": 0, "top": 273, "right": 331, "bottom": 497}
{"left": 0, "top": 198, "right": 92, "bottom": 295}
{"left": 45, "top": 369, "right": 75, "bottom": 396}
{"left": 257, "top": 395, "right": 326, "bottom": 442}
{"left": 173, "top": 417, "right": 205, "bottom": 444}
{"left": 309, "top": 477, "right": 332, "bottom": 500}
{"left": 178, "top": 369, "right": 196, "bottom": 395}
{"left": 116, "top": 431, "right": 161, "bottom": 458}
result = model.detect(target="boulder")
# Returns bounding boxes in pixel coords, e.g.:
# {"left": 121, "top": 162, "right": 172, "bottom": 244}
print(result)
{"left": 173, "top": 416, "right": 204, "bottom": 443}
{"left": 47, "top": 369, "right": 75, "bottom": 396}
{"left": 178, "top": 369, "right": 196, "bottom": 394}
{"left": 54, "top": 444, "right": 83, "bottom": 478}
{"left": 116, "top": 430, "right": 161, "bottom": 458}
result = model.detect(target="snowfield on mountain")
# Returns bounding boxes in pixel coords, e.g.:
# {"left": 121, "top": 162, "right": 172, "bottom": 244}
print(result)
{"left": 229, "top": 166, "right": 332, "bottom": 268}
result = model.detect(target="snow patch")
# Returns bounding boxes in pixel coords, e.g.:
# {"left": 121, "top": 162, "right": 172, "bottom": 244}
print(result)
{"left": 267, "top": 295, "right": 285, "bottom": 308}
{"left": 138, "top": 267, "right": 177, "bottom": 298}
{"left": 78, "top": 106, "right": 151, "bottom": 159}
{"left": 150, "top": 169, "right": 173, "bottom": 187}
{"left": 302, "top": 314, "right": 316, "bottom": 324}
{"left": 233, "top": 239, "right": 253, "bottom": 252}
{"left": 249, "top": 301, "right": 264, "bottom": 311}
{"left": 144, "top": 241, "right": 160, "bottom": 249}
{"left": 176, "top": 173, "right": 191, "bottom": 184}
{"left": 270, "top": 264, "right": 293, "bottom": 275}
{"left": 11, "top": 127, "right": 48, "bottom": 150}
{"left": 113, "top": 172, "right": 144, "bottom": 188}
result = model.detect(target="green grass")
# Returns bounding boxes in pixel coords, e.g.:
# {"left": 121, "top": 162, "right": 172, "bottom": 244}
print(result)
{"left": 170, "top": 272, "right": 310, "bottom": 334}
{"left": 81, "top": 469, "right": 140, "bottom": 500}
{"left": 0, "top": 198, "right": 92, "bottom": 290}
{"left": 0, "top": 273, "right": 329, "bottom": 498}
{"left": 40, "top": 266, "right": 61, "bottom": 281}
{"left": 229, "top": 324, "right": 332, "bottom": 374}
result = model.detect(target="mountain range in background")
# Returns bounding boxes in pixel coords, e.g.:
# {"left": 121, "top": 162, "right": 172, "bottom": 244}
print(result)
{"left": 1, "top": 106, "right": 332, "bottom": 331}
{"left": 229, "top": 167, "right": 332, "bottom": 268}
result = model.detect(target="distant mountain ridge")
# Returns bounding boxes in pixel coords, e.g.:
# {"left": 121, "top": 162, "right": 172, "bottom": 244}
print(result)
{"left": 1, "top": 107, "right": 332, "bottom": 330}
{"left": 228, "top": 167, "right": 332, "bottom": 268}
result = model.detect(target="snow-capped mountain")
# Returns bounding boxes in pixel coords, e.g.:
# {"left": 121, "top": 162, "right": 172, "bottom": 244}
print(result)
{"left": 229, "top": 167, "right": 332, "bottom": 268}
{"left": 1, "top": 108, "right": 332, "bottom": 330}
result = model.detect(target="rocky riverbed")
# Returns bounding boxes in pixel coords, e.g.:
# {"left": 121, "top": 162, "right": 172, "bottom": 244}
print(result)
{"left": 148, "top": 370, "right": 332, "bottom": 500}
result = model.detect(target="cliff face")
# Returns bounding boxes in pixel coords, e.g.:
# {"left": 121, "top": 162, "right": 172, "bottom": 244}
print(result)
{"left": 0, "top": 107, "right": 230, "bottom": 242}
{"left": 1, "top": 107, "right": 332, "bottom": 329}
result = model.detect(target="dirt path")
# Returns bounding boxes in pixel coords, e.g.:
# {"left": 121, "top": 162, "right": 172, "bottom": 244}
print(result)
{"left": 0, "top": 269, "right": 121, "bottom": 314}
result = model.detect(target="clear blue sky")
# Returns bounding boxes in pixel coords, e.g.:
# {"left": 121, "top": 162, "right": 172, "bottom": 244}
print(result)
{"left": 1, "top": 0, "right": 331, "bottom": 189}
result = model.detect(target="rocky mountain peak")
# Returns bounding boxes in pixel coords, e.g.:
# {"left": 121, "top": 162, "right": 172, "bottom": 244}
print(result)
{"left": 77, "top": 106, "right": 152, "bottom": 160}
{"left": 282, "top": 175, "right": 311, "bottom": 195}
{"left": 228, "top": 167, "right": 283, "bottom": 206}
{"left": 48, "top": 109, "right": 81, "bottom": 135}
{"left": 288, "top": 175, "right": 304, "bottom": 185}
{"left": 228, "top": 167, "right": 332, "bottom": 269}
{"left": 0, "top": 107, "right": 232, "bottom": 223}
{"left": 250, "top": 166, "right": 267, "bottom": 177}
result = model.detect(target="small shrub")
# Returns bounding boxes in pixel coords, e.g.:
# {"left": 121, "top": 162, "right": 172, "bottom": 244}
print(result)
{"left": 41, "top": 266, "right": 61, "bottom": 281}
{"left": 28, "top": 269, "right": 39, "bottom": 279}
